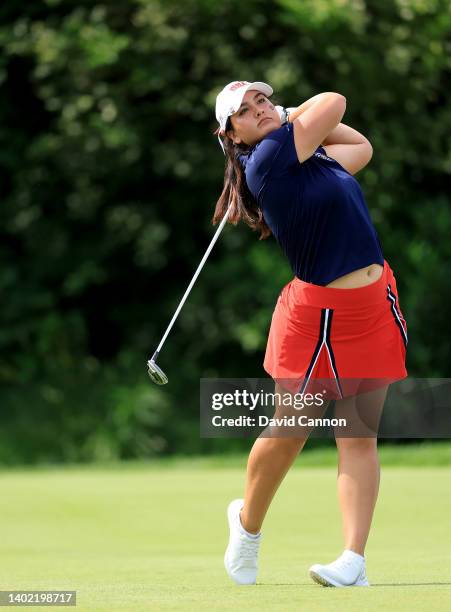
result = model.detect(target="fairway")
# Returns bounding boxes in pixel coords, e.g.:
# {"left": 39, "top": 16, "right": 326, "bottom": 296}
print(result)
{"left": 1, "top": 452, "right": 450, "bottom": 611}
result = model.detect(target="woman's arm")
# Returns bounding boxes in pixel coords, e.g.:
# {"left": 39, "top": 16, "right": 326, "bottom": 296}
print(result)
{"left": 321, "top": 123, "right": 373, "bottom": 175}
{"left": 287, "top": 92, "right": 333, "bottom": 121}
{"left": 287, "top": 100, "right": 366, "bottom": 146}
{"left": 286, "top": 94, "right": 371, "bottom": 172}
{"left": 289, "top": 92, "right": 347, "bottom": 163}
{"left": 321, "top": 122, "right": 368, "bottom": 145}
{"left": 323, "top": 141, "right": 373, "bottom": 175}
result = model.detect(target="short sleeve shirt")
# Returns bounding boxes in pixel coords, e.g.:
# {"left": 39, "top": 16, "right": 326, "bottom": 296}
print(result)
{"left": 238, "top": 122, "right": 384, "bottom": 286}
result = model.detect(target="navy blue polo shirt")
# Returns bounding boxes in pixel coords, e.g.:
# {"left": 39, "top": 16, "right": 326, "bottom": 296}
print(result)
{"left": 239, "top": 122, "right": 384, "bottom": 286}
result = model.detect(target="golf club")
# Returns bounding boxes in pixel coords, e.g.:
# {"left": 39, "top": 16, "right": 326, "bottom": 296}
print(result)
{"left": 147, "top": 206, "right": 231, "bottom": 385}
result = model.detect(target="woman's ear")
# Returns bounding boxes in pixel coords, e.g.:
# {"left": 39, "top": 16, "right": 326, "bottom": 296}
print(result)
{"left": 226, "top": 130, "right": 241, "bottom": 145}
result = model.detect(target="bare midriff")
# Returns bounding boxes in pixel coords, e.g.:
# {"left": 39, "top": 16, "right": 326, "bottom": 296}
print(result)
{"left": 325, "top": 263, "right": 384, "bottom": 289}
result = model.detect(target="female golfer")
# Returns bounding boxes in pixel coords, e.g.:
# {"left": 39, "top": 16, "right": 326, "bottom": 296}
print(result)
{"left": 213, "top": 81, "right": 408, "bottom": 587}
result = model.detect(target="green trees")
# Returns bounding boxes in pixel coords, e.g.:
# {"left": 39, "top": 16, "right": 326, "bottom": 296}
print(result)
{"left": 1, "top": 1, "right": 450, "bottom": 462}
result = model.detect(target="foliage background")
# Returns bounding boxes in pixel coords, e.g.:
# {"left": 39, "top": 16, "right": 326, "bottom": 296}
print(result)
{"left": 0, "top": 0, "right": 450, "bottom": 464}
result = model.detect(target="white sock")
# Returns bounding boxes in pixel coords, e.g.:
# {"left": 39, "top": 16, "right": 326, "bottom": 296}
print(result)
{"left": 238, "top": 511, "right": 261, "bottom": 539}
{"left": 341, "top": 549, "right": 365, "bottom": 563}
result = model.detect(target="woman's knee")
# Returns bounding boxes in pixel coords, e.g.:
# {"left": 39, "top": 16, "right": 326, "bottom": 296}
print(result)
{"left": 259, "top": 435, "right": 306, "bottom": 457}
{"left": 335, "top": 436, "right": 378, "bottom": 454}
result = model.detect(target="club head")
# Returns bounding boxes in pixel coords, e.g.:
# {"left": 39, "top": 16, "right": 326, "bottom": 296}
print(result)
{"left": 147, "top": 359, "right": 168, "bottom": 385}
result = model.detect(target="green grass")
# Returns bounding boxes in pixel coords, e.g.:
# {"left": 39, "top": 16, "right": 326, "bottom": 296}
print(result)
{"left": 1, "top": 444, "right": 451, "bottom": 611}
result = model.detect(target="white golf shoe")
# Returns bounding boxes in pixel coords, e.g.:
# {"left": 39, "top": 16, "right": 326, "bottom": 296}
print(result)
{"left": 309, "top": 549, "right": 369, "bottom": 587}
{"left": 224, "top": 499, "right": 261, "bottom": 585}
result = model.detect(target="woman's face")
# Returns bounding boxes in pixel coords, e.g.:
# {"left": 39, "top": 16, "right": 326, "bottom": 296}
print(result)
{"left": 227, "top": 89, "right": 281, "bottom": 147}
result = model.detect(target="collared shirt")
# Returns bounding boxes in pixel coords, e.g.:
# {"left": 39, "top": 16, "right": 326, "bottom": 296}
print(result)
{"left": 239, "top": 122, "right": 384, "bottom": 286}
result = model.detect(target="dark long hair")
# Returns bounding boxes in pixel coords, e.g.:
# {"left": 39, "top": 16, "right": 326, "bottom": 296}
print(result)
{"left": 212, "top": 118, "right": 271, "bottom": 240}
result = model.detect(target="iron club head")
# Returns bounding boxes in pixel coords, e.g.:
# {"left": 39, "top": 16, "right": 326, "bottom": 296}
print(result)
{"left": 147, "top": 359, "right": 168, "bottom": 385}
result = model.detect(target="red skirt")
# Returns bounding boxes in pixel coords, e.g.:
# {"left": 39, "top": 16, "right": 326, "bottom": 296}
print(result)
{"left": 263, "top": 259, "right": 408, "bottom": 399}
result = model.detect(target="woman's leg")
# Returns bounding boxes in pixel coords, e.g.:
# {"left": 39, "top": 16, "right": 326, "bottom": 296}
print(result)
{"left": 333, "top": 385, "right": 388, "bottom": 555}
{"left": 240, "top": 382, "right": 329, "bottom": 534}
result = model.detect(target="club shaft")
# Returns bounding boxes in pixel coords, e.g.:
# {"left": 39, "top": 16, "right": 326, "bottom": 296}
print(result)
{"left": 154, "top": 206, "right": 231, "bottom": 355}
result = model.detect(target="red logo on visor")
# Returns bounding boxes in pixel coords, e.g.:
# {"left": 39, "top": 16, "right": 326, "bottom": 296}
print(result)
{"left": 229, "top": 81, "right": 247, "bottom": 91}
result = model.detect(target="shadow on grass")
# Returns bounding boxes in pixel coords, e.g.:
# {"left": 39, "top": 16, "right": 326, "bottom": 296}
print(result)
{"left": 257, "top": 582, "right": 451, "bottom": 587}
{"left": 370, "top": 582, "right": 451, "bottom": 587}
